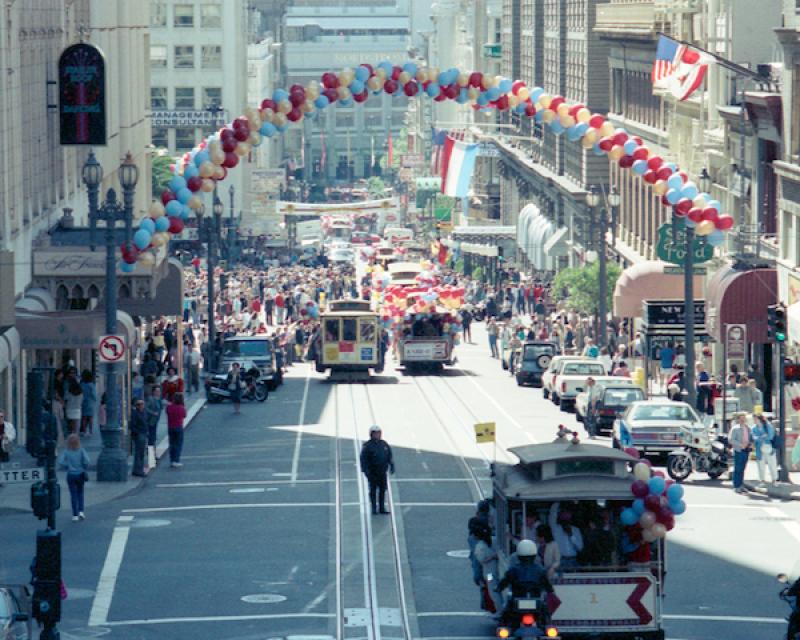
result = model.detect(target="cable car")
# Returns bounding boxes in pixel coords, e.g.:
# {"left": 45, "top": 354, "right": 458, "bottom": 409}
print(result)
{"left": 315, "top": 299, "right": 384, "bottom": 377}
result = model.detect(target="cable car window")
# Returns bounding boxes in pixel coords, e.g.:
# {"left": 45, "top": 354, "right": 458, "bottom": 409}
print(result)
{"left": 325, "top": 320, "right": 339, "bottom": 342}
{"left": 342, "top": 319, "right": 357, "bottom": 342}
{"left": 360, "top": 320, "right": 376, "bottom": 342}
{"left": 555, "top": 460, "right": 615, "bottom": 476}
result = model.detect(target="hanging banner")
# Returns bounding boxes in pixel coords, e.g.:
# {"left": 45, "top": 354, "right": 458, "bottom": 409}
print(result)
{"left": 58, "top": 43, "right": 107, "bottom": 146}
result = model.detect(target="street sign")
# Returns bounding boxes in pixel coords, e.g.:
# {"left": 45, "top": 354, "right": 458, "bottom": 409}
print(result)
{"left": 474, "top": 422, "right": 496, "bottom": 443}
{"left": 0, "top": 464, "right": 45, "bottom": 484}
{"left": 655, "top": 220, "right": 713, "bottom": 265}
{"left": 663, "top": 266, "right": 707, "bottom": 275}
{"left": 98, "top": 334, "right": 126, "bottom": 363}
{"left": 725, "top": 323, "right": 747, "bottom": 359}
{"left": 58, "top": 43, "right": 107, "bottom": 145}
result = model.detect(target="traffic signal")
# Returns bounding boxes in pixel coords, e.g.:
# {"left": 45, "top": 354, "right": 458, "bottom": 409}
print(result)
{"left": 768, "top": 303, "right": 787, "bottom": 342}
{"left": 498, "top": 246, "right": 505, "bottom": 263}
{"left": 30, "top": 481, "right": 60, "bottom": 520}
{"left": 785, "top": 362, "right": 800, "bottom": 382}
{"left": 32, "top": 530, "right": 61, "bottom": 625}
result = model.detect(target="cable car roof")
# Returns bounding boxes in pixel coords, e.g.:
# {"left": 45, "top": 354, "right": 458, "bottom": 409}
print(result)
{"left": 495, "top": 466, "right": 637, "bottom": 501}
{"left": 508, "top": 441, "right": 637, "bottom": 466}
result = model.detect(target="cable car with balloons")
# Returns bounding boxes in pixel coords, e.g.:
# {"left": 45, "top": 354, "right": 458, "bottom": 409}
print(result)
{"left": 489, "top": 430, "right": 679, "bottom": 639}
{"left": 315, "top": 299, "right": 384, "bottom": 378}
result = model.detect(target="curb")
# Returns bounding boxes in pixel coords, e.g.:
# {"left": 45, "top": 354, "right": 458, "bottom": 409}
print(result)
{"left": 743, "top": 480, "right": 800, "bottom": 500}
{"left": 148, "top": 396, "right": 206, "bottom": 472}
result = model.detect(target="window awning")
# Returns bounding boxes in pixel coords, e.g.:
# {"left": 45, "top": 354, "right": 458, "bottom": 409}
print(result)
{"left": 16, "top": 310, "right": 137, "bottom": 351}
{"left": 544, "top": 227, "right": 569, "bottom": 257}
{"left": 15, "top": 288, "right": 56, "bottom": 313}
{"left": 0, "top": 327, "right": 19, "bottom": 374}
{"left": 119, "top": 258, "right": 185, "bottom": 319}
{"left": 613, "top": 260, "right": 706, "bottom": 318}
{"left": 705, "top": 266, "right": 777, "bottom": 343}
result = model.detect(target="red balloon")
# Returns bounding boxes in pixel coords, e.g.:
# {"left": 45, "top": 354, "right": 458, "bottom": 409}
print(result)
{"left": 675, "top": 198, "right": 692, "bottom": 216}
{"left": 223, "top": 152, "right": 239, "bottom": 168}
{"left": 701, "top": 207, "right": 719, "bottom": 222}
{"left": 234, "top": 127, "right": 249, "bottom": 142}
{"left": 624, "top": 446, "right": 640, "bottom": 459}
{"left": 715, "top": 214, "right": 734, "bottom": 230}
{"left": 678, "top": 171, "right": 689, "bottom": 183}
{"left": 353, "top": 90, "right": 368, "bottom": 103}
{"left": 222, "top": 137, "right": 237, "bottom": 153}
{"left": 598, "top": 137, "right": 614, "bottom": 152}
{"left": 322, "top": 88, "right": 338, "bottom": 103}
{"left": 653, "top": 470, "right": 666, "bottom": 479}
{"left": 632, "top": 146, "right": 649, "bottom": 161}
{"left": 321, "top": 72, "right": 339, "bottom": 89}
{"left": 612, "top": 131, "right": 629, "bottom": 146}
{"left": 495, "top": 94, "right": 509, "bottom": 110}
{"left": 524, "top": 103, "right": 536, "bottom": 117}
{"left": 187, "top": 176, "right": 203, "bottom": 192}
{"left": 287, "top": 107, "right": 303, "bottom": 122}
{"left": 688, "top": 207, "right": 704, "bottom": 222}
{"left": 619, "top": 155, "right": 635, "bottom": 169}
{"left": 568, "top": 103, "right": 583, "bottom": 118}
{"left": 656, "top": 167, "right": 673, "bottom": 181}
{"left": 122, "top": 251, "right": 138, "bottom": 265}
{"left": 289, "top": 83, "right": 304, "bottom": 94}
{"left": 656, "top": 506, "right": 673, "bottom": 525}
{"left": 121, "top": 243, "right": 140, "bottom": 264}
{"left": 233, "top": 117, "right": 250, "bottom": 133}
{"left": 260, "top": 98, "right": 277, "bottom": 111}
{"left": 289, "top": 91, "right": 305, "bottom": 107}
{"left": 469, "top": 72, "right": 483, "bottom": 88}
{"left": 403, "top": 82, "right": 419, "bottom": 97}
{"left": 549, "top": 95, "right": 565, "bottom": 111}
{"left": 661, "top": 195, "right": 672, "bottom": 208}
{"left": 434, "top": 92, "right": 446, "bottom": 102}
{"left": 168, "top": 217, "right": 185, "bottom": 234}
{"left": 631, "top": 480, "right": 649, "bottom": 498}
{"left": 161, "top": 190, "right": 176, "bottom": 205}
{"left": 220, "top": 128, "right": 235, "bottom": 142}
{"left": 217, "top": 166, "right": 228, "bottom": 181}
{"left": 633, "top": 136, "right": 644, "bottom": 146}
{"left": 588, "top": 114, "right": 605, "bottom": 129}
{"left": 511, "top": 80, "right": 525, "bottom": 95}
{"left": 384, "top": 79, "right": 399, "bottom": 94}
{"left": 647, "top": 156, "right": 663, "bottom": 171}
{"left": 643, "top": 170, "right": 658, "bottom": 184}
{"left": 391, "top": 65, "right": 402, "bottom": 81}
{"left": 645, "top": 495, "right": 661, "bottom": 511}
{"left": 444, "top": 84, "right": 459, "bottom": 100}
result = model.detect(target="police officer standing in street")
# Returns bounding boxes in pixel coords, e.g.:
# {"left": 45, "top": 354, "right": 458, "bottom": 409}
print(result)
{"left": 360, "top": 425, "right": 395, "bottom": 514}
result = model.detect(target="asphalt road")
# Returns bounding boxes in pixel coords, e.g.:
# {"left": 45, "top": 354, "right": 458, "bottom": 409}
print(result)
{"left": 1, "top": 323, "right": 798, "bottom": 640}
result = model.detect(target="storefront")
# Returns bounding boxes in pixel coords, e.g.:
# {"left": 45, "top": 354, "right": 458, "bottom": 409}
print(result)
{"left": 613, "top": 261, "right": 706, "bottom": 319}
{"left": 516, "top": 204, "right": 568, "bottom": 273}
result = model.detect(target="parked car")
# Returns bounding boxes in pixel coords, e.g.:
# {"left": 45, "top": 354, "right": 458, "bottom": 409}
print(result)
{"left": 542, "top": 355, "right": 586, "bottom": 400}
{"left": 552, "top": 360, "right": 612, "bottom": 412}
{"left": 219, "top": 336, "right": 282, "bottom": 390}
{"left": 0, "top": 586, "right": 30, "bottom": 640}
{"left": 514, "top": 341, "right": 560, "bottom": 386}
{"left": 613, "top": 400, "right": 705, "bottom": 456}
{"left": 575, "top": 382, "right": 645, "bottom": 434}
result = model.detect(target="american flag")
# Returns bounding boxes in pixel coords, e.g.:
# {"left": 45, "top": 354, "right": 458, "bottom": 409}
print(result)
{"left": 652, "top": 34, "right": 712, "bottom": 101}
{"left": 652, "top": 35, "right": 679, "bottom": 87}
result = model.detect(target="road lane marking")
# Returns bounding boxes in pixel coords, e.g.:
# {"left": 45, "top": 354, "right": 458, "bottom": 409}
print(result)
{"left": 762, "top": 506, "right": 800, "bottom": 543}
{"left": 121, "top": 502, "right": 350, "bottom": 513}
{"left": 416, "top": 612, "right": 493, "bottom": 617}
{"left": 463, "top": 372, "right": 537, "bottom": 443}
{"left": 102, "top": 613, "right": 334, "bottom": 626}
{"left": 291, "top": 370, "right": 312, "bottom": 486}
{"left": 662, "top": 614, "right": 785, "bottom": 624}
{"left": 394, "top": 502, "right": 474, "bottom": 507}
{"left": 88, "top": 517, "right": 132, "bottom": 626}
{"left": 156, "top": 479, "right": 332, "bottom": 487}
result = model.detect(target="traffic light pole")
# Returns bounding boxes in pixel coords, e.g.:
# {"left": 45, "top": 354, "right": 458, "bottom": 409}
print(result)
{"left": 778, "top": 340, "right": 789, "bottom": 483}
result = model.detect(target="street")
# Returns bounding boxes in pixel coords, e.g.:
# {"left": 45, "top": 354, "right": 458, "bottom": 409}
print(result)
{"left": 1, "top": 324, "right": 797, "bottom": 640}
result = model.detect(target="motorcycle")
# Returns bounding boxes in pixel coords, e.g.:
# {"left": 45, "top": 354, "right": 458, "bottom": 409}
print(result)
{"left": 778, "top": 573, "right": 800, "bottom": 640}
{"left": 496, "top": 596, "right": 559, "bottom": 639}
{"left": 205, "top": 370, "right": 269, "bottom": 404}
{"left": 667, "top": 425, "right": 730, "bottom": 482}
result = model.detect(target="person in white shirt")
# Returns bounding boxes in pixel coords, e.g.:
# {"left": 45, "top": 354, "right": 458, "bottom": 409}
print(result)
{"left": 549, "top": 502, "right": 583, "bottom": 569}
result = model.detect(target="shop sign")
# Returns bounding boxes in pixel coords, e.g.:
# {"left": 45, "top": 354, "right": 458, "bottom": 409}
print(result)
{"left": 642, "top": 300, "right": 706, "bottom": 327}
{"left": 725, "top": 324, "right": 747, "bottom": 359}
{"left": 33, "top": 249, "right": 159, "bottom": 276}
{"left": 151, "top": 110, "right": 227, "bottom": 128}
{"left": 655, "top": 221, "right": 713, "bottom": 265}
{"left": 477, "top": 142, "right": 500, "bottom": 158}
{"left": 58, "top": 43, "right": 107, "bottom": 145}
{"left": 401, "top": 154, "right": 424, "bottom": 168}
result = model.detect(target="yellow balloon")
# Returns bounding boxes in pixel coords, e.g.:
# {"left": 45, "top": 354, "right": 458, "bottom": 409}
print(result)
{"left": 654, "top": 179, "right": 668, "bottom": 195}
{"left": 248, "top": 131, "right": 262, "bottom": 146}
{"left": 199, "top": 161, "right": 215, "bottom": 178}
{"left": 210, "top": 149, "right": 226, "bottom": 165}
{"left": 481, "top": 74, "right": 492, "bottom": 90}
{"left": 581, "top": 136, "right": 595, "bottom": 149}
{"left": 278, "top": 100, "right": 292, "bottom": 114}
{"left": 467, "top": 87, "right": 480, "bottom": 100}
{"left": 576, "top": 108, "right": 592, "bottom": 124}
{"left": 138, "top": 252, "right": 156, "bottom": 268}
{"left": 696, "top": 220, "right": 715, "bottom": 236}
{"left": 151, "top": 232, "right": 168, "bottom": 247}
{"left": 273, "top": 112, "right": 287, "bottom": 127}
{"left": 260, "top": 108, "right": 275, "bottom": 123}
{"left": 539, "top": 94, "right": 552, "bottom": 109}
{"left": 201, "top": 178, "right": 215, "bottom": 192}
{"left": 367, "top": 76, "right": 383, "bottom": 91}
{"left": 427, "top": 67, "right": 439, "bottom": 83}
{"left": 302, "top": 99, "right": 314, "bottom": 113}
{"left": 208, "top": 140, "right": 221, "bottom": 154}
{"left": 188, "top": 195, "right": 202, "bottom": 210}
{"left": 560, "top": 114, "right": 576, "bottom": 128}
{"left": 542, "top": 109, "right": 556, "bottom": 124}
{"left": 557, "top": 103, "right": 570, "bottom": 117}
{"left": 517, "top": 87, "right": 530, "bottom": 101}
{"left": 234, "top": 142, "right": 250, "bottom": 157}
{"left": 336, "top": 86, "right": 351, "bottom": 101}
{"left": 600, "top": 121, "right": 615, "bottom": 137}
{"left": 416, "top": 68, "right": 428, "bottom": 82}
{"left": 245, "top": 107, "right": 260, "bottom": 129}
{"left": 609, "top": 145, "right": 625, "bottom": 161}
{"left": 148, "top": 201, "right": 165, "bottom": 218}
{"left": 398, "top": 71, "right": 412, "bottom": 84}
{"left": 213, "top": 165, "right": 225, "bottom": 180}
{"left": 508, "top": 95, "right": 520, "bottom": 108}
{"left": 306, "top": 81, "right": 320, "bottom": 99}
{"left": 375, "top": 67, "right": 387, "bottom": 80}
{"left": 457, "top": 72, "right": 469, "bottom": 87}
{"left": 583, "top": 127, "right": 599, "bottom": 145}
{"left": 692, "top": 195, "right": 707, "bottom": 208}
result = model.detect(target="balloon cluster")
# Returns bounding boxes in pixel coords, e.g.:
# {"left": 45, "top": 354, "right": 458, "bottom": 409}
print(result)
{"left": 620, "top": 448, "right": 686, "bottom": 543}
{"left": 299, "top": 299, "right": 320, "bottom": 319}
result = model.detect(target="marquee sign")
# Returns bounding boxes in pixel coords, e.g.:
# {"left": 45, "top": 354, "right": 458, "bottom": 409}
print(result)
{"left": 58, "top": 43, "right": 107, "bottom": 145}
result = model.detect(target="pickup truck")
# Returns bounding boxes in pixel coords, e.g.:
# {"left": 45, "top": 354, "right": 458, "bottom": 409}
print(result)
{"left": 552, "top": 360, "right": 613, "bottom": 412}
{"left": 542, "top": 355, "right": 586, "bottom": 400}
{"left": 575, "top": 381, "right": 645, "bottom": 434}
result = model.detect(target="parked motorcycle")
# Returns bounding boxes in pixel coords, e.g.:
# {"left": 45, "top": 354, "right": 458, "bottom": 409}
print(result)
{"left": 205, "top": 370, "right": 269, "bottom": 403}
{"left": 496, "top": 596, "right": 559, "bottom": 639}
{"left": 666, "top": 425, "right": 730, "bottom": 482}
{"left": 778, "top": 573, "right": 800, "bottom": 640}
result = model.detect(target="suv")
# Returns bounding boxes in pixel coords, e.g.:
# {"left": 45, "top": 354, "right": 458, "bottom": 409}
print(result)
{"left": 515, "top": 341, "right": 560, "bottom": 387}
{"left": 219, "top": 336, "right": 282, "bottom": 390}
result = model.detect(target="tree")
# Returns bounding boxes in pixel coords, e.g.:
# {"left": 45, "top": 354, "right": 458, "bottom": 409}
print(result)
{"left": 152, "top": 155, "right": 174, "bottom": 198}
{"left": 553, "top": 260, "right": 622, "bottom": 317}
{"left": 367, "top": 176, "right": 386, "bottom": 197}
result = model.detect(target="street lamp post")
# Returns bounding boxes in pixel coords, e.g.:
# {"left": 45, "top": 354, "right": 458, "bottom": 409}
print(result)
{"left": 198, "top": 198, "right": 224, "bottom": 373}
{"left": 228, "top": 184, "right": 237, "bottom": 265}
{"left": 608, "top": 186, "right": 621, "bottom": 258}
{"left": 586, "top": 187, "right": 606, "bottom": 347}
{"left": 82, "top": 151, "right": 138, "bottom": 482}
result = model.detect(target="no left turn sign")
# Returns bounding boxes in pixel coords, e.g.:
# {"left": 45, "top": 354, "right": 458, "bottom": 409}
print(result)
{"left": 98, "top": 335, "right": 126, "bottom": 363}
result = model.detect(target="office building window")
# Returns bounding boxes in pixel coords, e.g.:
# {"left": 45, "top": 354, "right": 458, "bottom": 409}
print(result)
{"left": 152, "top": 127, "right": 169, "bottom": 148}
{"left": 336, "top": 112, "right": 354, "bottom": 128}
{"left": 175, "top": 87, "right": 195, "bottom": 110}
{"left": 150, "top": 45, "right": 167, "bottom": 68}
{"left": 365, "top": 112, "right": 382, "bottom": 128}
{"left": 174, "top": 4, "right": 194, "bottom": 27}
{"left": 201, "top": 4, "right": 222, "bottom": 28}
{"left": 175, "top": 128, "right": 197, "bottom": 150}
{"left": 174, "top": 46, "right": 194, "bottom": 68}
{"left": 201, "top": 45, "right": 222, "bottom": 69}
{"left": 151, "top": 2, "right": 167, "bottom": 27}
{"left": 151, "top": 87, "right": 168, "bottom": 109}
{"left": 202, "top": 87, "right": 222, "bottom": 109}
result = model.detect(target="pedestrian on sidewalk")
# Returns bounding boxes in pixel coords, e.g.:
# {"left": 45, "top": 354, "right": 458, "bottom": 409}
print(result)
{"left": 161, "top": 366, "right": 184, "bottom": 403}
{"left": 145, "top": 386, "right": 163, "bottom": 447}
{"left": 188, "top": 347, "right": 201, "bottom": 393}
{"left": 730, "top": 413, "right": 752, "bottom": 494}
{"left": 752, "top": 413, "right": 778, "bottom": 484}
{"left": 0, "top": 410, "right": 16, "bottom": 463}
{"left": 166, "top": 392, "right": 187, "bottom": 468}
{"left": 462, "top": 306, "right": 473, "bottom": 343}
{"left": 130, "top": 399, "right": 148, "bottom": 477}
{"left": 79, "top": 370, "right": 97, "bottom": 436}
{"left": 57, "top": 434, "right": 89, "bottom": 521}
{"left": 64, "top": 370, "right": 83, "bottom": 435}
{"left": 487, "top": 318, "right": 499, "bottom": 358}
{"left": 360, "top": 424, "right": 394, "bottom": 514}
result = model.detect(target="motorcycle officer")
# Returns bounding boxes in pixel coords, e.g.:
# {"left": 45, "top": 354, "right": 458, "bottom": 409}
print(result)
{"left": 496, "top": 539, "right": 555, "bottom": 626}
{"left": 360, "top": 425, "right": 395, "bottom": 514}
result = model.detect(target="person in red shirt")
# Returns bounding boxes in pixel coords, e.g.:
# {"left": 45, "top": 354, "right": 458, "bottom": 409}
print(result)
{"left": 275, "top": 292, "right": 285, "bottom": 324}
{"left": 166, "top": 392, "right": 187, "bottom": 468}
{"left": 161, "top": 366, "right": 185, "bottom": 402}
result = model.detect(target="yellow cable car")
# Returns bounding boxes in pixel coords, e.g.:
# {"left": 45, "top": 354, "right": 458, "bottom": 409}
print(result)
{"left": 315, "top": 299, "right": 384, "bottom": 377}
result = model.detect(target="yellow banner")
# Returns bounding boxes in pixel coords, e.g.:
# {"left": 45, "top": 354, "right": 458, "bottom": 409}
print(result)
{"left": 474, "top": 422, "right": 496, "bottom": 444}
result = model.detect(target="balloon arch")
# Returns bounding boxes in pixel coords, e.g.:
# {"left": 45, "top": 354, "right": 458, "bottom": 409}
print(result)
{"left": 122, "top": 60, "right": 734, "bottom": 270}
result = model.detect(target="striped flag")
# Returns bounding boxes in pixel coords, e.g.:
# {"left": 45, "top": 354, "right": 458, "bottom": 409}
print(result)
{"left": 441, "top": 136, "right": 479, "bottom": 198}
{"left": 652, "top": 34, "right": 712, "bottom": 101}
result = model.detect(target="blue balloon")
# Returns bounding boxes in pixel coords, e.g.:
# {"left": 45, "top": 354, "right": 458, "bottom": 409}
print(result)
{"left": 681, "top": 182, "right": 699, "bottom": 200}
{"left": 648, "top": 476, "right": 666, "bottom": 496}
{"left": 666, "top": 483, "right": 684, "bottom": 502}
{"left": 666, "top": 188, "right": 681, "bottom": 205}
{"left": 621, "top": 508, "right": 639, "bottom": 526}
{"left": 165, "top": 200, "right": 182, "bottom": 217}
{"left": 567, "top": 125, "right": 583, "bottom": 142}
{"left": 378, "top": 61, "right": 393, "bottom": 74}
{"left": 592, "top": 142, "right": 605, "bottom": 156}
{"left": 530, "top": 87, "right": 544, "bottom": 103}
{"left": 623, "top": 140, "right": 638, "bottom": 155}
{"left": 402, "top": 61, "right": 417, "bottom": 75}
{"left": 276, "top": 123, "right": 289, "bottom": 133}
{"left": 273, "top": 88, "right": 289, "bottom": 102}
{"left": 550, "top": 121, "right": 565, "bottom": 135}
{"left": 180, "top": 208, "right": 190, "bottom": 221}
{"left": 426, "top": 82, "right": 440, "bottom": 98}
{"left": 176, "top": 188, "right": 192, "bottom": 205}
{"left": 665, "top": 162, "right": 678, "bottom": 172}
{"left": 313, "top": 95, "right": 329, "bottom": 110}
{"left": 671, "top": 499, "right": 687, "bottom": 515}
{"left": 260, "top": 122, "right": 277, "bottom": 137}
{"left": 350, "top": 80, "right": 365, "bottom": 95}
{"left": 486, "top": 87, "right": 501, "bottom": 101}
{"left": 632, "top": 159, "right": 648, "bottom": 175}
{"left": 667, "top": 174, "right": 684, "bottom": 191}
{"left": 339, "top": 98, "right": 353, "bottom": 107}
{"left": 699, "top": 192, "right": 712, "bottom": 202}
{"left": 155, "top": 216, "right": 170, "bottom": 232}
{"left": 685, "top": 217, "right": 697, "bottom": 229}
{"left": 184, "top": 164, "right": 199, "bottom": 179}
{"left": 437, "top": 71, "right": 449, "bottom": 85}
{"left": 498, "top": 78, "right": 513, "bottom": 94}
{"left": 516, "top": 103, "right": 527, "bottom": 114}
{"left": 169, "top": 176, "right": 187, "bottom": 193}
{"left": 355, "top": 65, "right": 371, "bottom": 82}
{"left": 632, "top": 498, "right": 646, "bottom": 515}
{"left": 456, "top": 89, "right": 469, "bottom": 104}
{"left": 194, "top": 150, "right": 210, "bottom": 167}
{"left": 120, "top": 261, "right": 136, "bottom": 273}
{"left": 707, "top": 229, "right": 725, "bottom": 247}
{"left": 133, "top": 229, "right": 152, "bottom": 250}
{"left": 139, "top": 218, "right": 155, "bottom": 234}
{"left": 707, "top": 199, "right": 722, "bottom": 212}
{"left": 476, "top": 93, "right": 489, "bottom": 106}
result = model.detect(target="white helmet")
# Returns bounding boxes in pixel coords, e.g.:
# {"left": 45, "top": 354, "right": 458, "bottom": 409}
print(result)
{"left": 369, "top": 425, "right": 382, "bottom": 434}
{"left": 516, "top": 539, "right": 538, "bottom": 558}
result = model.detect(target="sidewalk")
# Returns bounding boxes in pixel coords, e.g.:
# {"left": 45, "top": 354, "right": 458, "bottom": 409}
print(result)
{"left": 744, "top": 465, "right": 800, "bottom": 500}
{"left": 0, "top": 393, "right": 205, "bottom": 515}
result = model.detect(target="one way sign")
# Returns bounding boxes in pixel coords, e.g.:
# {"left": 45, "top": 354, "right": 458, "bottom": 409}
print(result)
{"left": 98, "top": 334, "right": 126, "bottom": 363}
